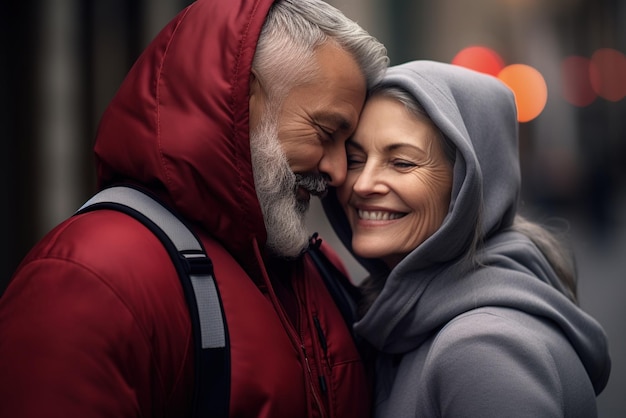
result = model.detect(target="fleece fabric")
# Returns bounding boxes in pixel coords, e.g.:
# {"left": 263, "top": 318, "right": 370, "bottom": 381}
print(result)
{"left": 323, "top": 60, "right": 611, "bottom": 417}
{"left": 0, "top": 1, "right": 369, "bottom": 417}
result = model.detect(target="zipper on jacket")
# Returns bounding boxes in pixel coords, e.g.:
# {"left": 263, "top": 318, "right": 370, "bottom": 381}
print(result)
{"left": 313, "top": 316, "right": 328, "bottom": 353}
{"left": 302, "top": 345, "right": 327, "bottom": 418}
{"left": 293, "top": 267, "right": 329, "bottom": 418}
{"left": 313, "top": 315, "right": 328, "bottom": 395}
{"left": 252, "top": 242, "right": 325, "bottom": 416}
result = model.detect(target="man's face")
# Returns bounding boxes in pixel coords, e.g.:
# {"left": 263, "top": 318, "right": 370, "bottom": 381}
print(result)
{"left": 249, "top": 42, "right": 367, "bottom": 258}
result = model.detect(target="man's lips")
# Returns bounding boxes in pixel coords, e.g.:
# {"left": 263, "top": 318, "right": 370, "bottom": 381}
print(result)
{"left": 297, "top": 186, "right": 328, "bottom": 200}
{"left": 296, "top": 187, "right": 311, "bottom": 202}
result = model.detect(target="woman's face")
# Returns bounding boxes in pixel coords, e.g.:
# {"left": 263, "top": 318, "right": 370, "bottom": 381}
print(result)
{"left": 338, "top": 95, "right": 453, "bottom": 268}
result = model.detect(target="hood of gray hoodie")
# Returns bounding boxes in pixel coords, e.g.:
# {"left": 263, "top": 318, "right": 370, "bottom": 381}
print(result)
{"left": 322, "top": 60, "right": 610, "bottom": 394}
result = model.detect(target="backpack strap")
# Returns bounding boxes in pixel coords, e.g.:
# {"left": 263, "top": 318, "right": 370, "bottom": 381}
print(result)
{"left": 76, "top": 185, "right": 229, "bottom": 418}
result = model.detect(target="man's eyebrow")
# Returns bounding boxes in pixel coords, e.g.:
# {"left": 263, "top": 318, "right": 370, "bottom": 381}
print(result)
{"left": 314, "top": 112, "right": 354, "bottom": 132}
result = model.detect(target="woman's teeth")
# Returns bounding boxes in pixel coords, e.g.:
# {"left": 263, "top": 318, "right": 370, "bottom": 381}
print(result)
{"left": 358, "top": 210, "right": 405, "bottom": 221}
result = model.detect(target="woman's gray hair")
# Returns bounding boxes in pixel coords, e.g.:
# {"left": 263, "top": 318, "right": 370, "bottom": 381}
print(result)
{"left": 252, "top": 0, "right": 389, "bottom": 102}
{"left": 510, "top": 215, "right": 578, "bottom": 302}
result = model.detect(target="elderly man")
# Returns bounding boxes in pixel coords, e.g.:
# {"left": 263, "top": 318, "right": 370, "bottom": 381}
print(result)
{"left": 0, "top": 0, "right": 388, "bottom": 417}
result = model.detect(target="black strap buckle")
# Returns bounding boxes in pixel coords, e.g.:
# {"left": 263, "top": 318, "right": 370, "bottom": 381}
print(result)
{"left": 180, "top": 252, "right": 214, "bottom": 275}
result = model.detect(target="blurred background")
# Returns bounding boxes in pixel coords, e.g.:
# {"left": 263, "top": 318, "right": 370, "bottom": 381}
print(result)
{"left": 1, "top": 0, "right": 624, "bottom": 415}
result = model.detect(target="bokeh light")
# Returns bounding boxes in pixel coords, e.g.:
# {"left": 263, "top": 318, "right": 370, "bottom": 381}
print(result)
{"left": 452, "top": 45, "right": 626, "bottom": 117}
{"left": 561, "top": 56, "right": 597, "bottom": 107}
{"left": 589, "top": 48, "right": 626, "bottom": 102}
{"left": 451, "top": 45, "right": 505, "bottom": 76}
{"left": 497, "top": 64, "right": 548, "bottom": 123}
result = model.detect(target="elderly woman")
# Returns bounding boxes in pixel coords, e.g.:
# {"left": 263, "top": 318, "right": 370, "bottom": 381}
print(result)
{"left": 322, "top": 60, "right": 611, "bottom": 417}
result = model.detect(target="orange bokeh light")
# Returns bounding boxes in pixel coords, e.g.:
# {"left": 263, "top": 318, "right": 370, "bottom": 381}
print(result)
{"left": 589, "top": 48, "right": 626, "bottom": 102}
{"left": 561, "top": 56, "right": 596, "bottom": 107}
{"left": 497, "top": 64, "right": 548, "bottom": 123}
{"left": 451, "top": 46, "right": 505, "bottom": 76}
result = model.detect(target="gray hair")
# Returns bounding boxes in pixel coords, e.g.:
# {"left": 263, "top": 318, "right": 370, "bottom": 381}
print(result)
{"left": 510, "top": 216, "right": 578, "bottom": 302}
{"left": 252, "top": 0, "right": 389, "bottom": 101}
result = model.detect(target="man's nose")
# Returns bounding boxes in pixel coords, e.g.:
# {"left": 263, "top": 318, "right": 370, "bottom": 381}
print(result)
{"left": 319, "top": 142, "right": 347, "bottom": 187}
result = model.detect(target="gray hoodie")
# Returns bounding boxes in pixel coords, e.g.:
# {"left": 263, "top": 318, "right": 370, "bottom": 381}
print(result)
{"left": 322, "top": 61, "right": 611, "bottom": 417}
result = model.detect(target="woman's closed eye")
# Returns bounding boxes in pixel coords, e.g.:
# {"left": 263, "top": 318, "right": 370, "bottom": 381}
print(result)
{"left": 392, "top": 159, "right": 418, "bottom": 169}
{"left": 347, "top": 154, "right": 365, "bottom": 168}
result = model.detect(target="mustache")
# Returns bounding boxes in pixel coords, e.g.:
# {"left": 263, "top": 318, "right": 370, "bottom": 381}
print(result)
{"left": 294, "top": 173, "right": 328, "bottom": 198}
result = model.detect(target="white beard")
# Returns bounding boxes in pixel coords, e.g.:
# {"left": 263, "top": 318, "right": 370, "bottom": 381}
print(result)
{"left": 249, "top": 112, "right": 311, "bottom": 258}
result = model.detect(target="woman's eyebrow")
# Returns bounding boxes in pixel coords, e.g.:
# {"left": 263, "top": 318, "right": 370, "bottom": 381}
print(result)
{"left": 346, "top": 139, "right": 427, "bottom": 154}
{"left": 386, "top": 142, "right": 428, "bottom": 155}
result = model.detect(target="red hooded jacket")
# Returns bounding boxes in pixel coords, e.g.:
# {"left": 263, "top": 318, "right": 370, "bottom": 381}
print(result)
{"left": 0, "top": 1, "right": 370, "bottom": 417}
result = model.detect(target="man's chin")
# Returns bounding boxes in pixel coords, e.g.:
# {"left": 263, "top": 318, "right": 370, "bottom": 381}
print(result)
{"left": 277, "top": 247, "right": 307, "bottom": 260}
{"left": 268, "top": 236, "right": 309, "bottom": 259}
{"left": 263, "top": 200, "right": 310, "bottom": 258}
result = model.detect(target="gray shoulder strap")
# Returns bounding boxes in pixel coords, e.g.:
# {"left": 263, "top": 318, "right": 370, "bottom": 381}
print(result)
{"left": 77, "top": 186, "right": 225, "bottom": 349}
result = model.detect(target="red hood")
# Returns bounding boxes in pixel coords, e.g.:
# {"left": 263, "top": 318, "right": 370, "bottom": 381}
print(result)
{"left": 94, "top": 0, "right": 273, "bottom": 259}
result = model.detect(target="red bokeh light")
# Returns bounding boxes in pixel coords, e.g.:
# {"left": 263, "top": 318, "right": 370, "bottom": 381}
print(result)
{"left": 589, "top": 48, "right": 626, "bottom": 102}
{"left": 561, "top": 56, "right": 597, "bottom": 107}
{"left": 453, "top": 45, "right": 626, "bottom": 114}
{"left": 451, "top": 46, "right": 505, "bottom": 76}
